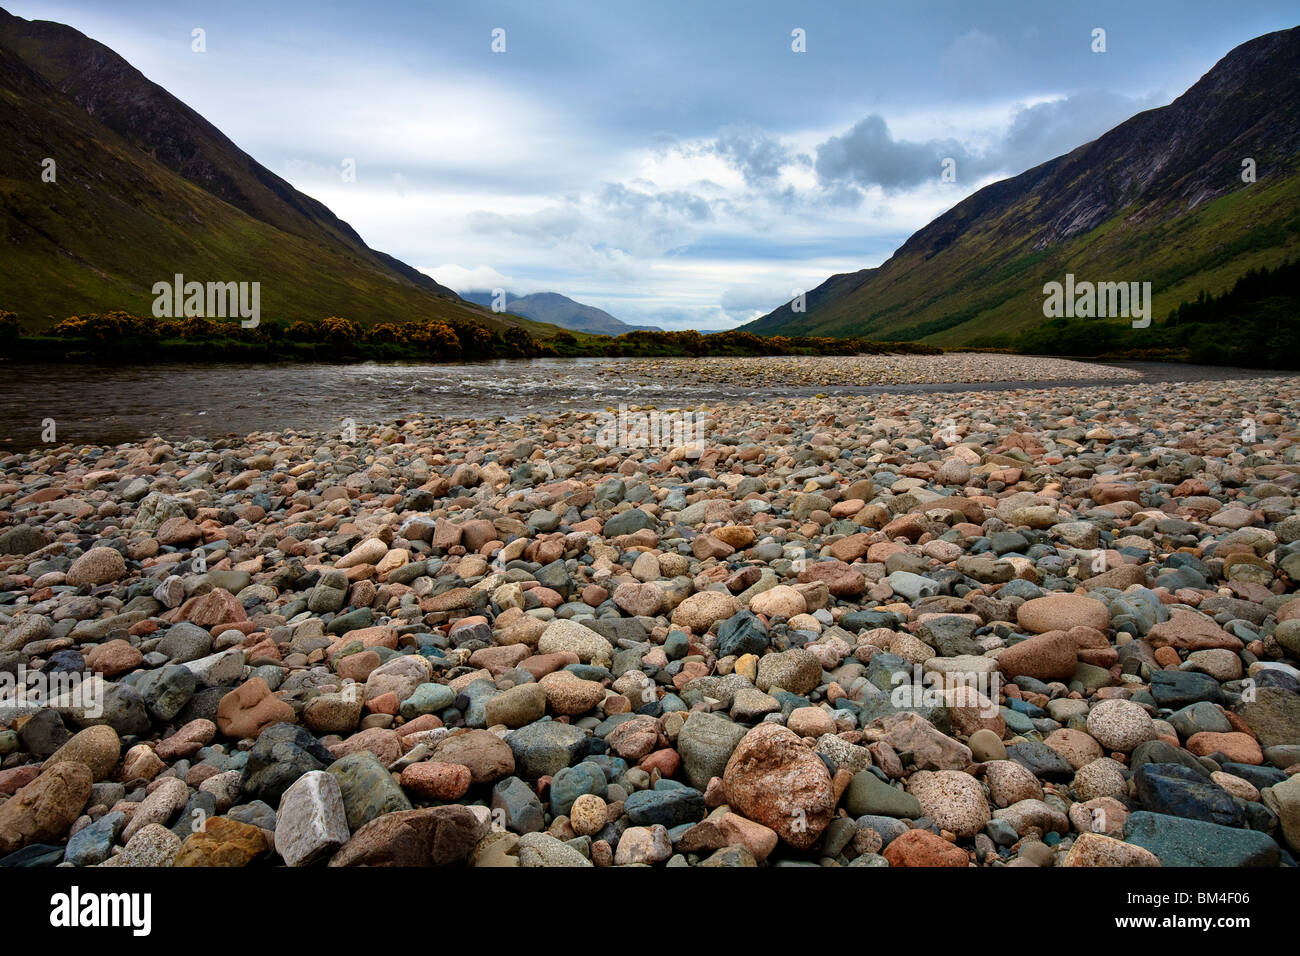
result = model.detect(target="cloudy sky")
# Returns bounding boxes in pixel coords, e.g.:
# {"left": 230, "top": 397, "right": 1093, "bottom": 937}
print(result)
{"left": 10, "top": 1, "right": 1297, "bottom": 328}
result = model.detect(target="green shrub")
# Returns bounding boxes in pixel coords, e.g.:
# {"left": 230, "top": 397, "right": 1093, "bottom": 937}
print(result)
{"left": 52, "top": 311, "right": 158, "bottom": 343}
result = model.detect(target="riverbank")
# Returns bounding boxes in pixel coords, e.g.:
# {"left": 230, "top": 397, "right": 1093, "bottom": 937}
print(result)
{"left": 2, "top": 354, "right": 1282, "bottom": 452}
{"left": 0, "top": 374, "right": 1298, "bottom": 867}
{"left": 1, "top": 313, "right": 941, "bottom": 366}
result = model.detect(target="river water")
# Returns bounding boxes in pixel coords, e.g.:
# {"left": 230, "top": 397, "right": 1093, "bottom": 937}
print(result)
{"left": 0, "top": 357, "right": 1284, "bottom": 452}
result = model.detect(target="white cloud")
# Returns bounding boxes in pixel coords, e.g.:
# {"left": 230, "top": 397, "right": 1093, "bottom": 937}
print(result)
{"left": 1, "top": 0, "right": 1207, "bottom": 332}
{"left": 425, "top": 264, "right": 514, "bottom": 294}
{"left": 275, "top": 87, "right": 1164, "bottom": 330}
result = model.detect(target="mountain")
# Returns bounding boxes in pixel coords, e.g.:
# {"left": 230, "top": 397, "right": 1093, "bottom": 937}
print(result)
{"left": 743, "top": 26, "right": 1300, "bottom": 347}
{"left": 0, "top": 8, "right": 553, "bottom": 335}
{"left": 459, "top": 290, "right": 661, "bottom": 335}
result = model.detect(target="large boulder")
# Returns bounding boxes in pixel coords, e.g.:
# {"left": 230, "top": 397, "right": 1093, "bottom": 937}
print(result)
{"left": 328, "top": 806, "right": 488, "bottom": 866}
{"left": 721, "top": 723, "right": 835, "bottom": 850}
{"left": 0, "top": 762, "right": 92, "bottom": 853}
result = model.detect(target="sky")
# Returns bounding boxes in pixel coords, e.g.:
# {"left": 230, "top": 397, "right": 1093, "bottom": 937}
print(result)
{"left": 8, "top": 1, "right": 1298, "bottom": 329}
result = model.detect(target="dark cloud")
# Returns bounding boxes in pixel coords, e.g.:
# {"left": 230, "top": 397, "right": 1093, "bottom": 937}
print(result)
{"left": 819, "top": 181, "right": 867, "bottom": 208}
{"left": 711, "top": 125, "right": 795, "bottom": 186}
{"left": 599, "top": 183, "right": 713, "bottom": 222}
{"left": 810, "top": 89, "right": 1161, "bottom": 195}
{"left": 814, "top": 114, "right": 974, "bottom": 191}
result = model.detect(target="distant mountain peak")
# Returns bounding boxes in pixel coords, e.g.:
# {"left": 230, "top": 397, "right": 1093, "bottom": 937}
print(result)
{"left": 459, "top": 289, "right": 662, "bottom": 336}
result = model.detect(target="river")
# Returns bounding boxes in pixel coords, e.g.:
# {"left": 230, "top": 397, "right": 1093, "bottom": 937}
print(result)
{"left": 0, "top": 357, "right": 1285, "bottom": 452}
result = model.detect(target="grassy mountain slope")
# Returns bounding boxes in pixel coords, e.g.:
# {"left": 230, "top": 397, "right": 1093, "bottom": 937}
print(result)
{"left": 743, "top": 26, "right": 1300, "bottom": 347}
{"left": 0, "top": 9, "right": 563, "bottom": 335}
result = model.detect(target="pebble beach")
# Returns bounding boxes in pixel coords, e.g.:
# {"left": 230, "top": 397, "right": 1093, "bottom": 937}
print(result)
{"left": 595, "top": 352, "right": 1144, "bottom": 388}
{"left": 1, "top": 355, "right": 1299, "bottom": 868}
